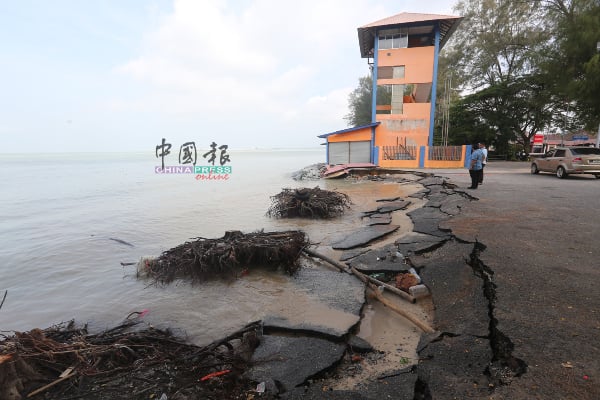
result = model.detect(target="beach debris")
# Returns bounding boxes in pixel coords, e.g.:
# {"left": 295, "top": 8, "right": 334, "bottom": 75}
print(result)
{"left": 395, "top": 272, "right": 420, "bottom": 292}
{"left": 109, "top": 237, "right": 134, "bottom": 247}
{"left": 303, "top": 247, "right": 434, "bottom": 332}
{"left": 0, "top": 319, "right": 263, "bottom": 400}
{"left": 0, "top": 289, "right": 7, "bottom": 310}
{"left": 302, "top": 247, "right": 416, "bottom": 304}
{"left": 141, "top": 230, "right": 309, "bottom": 283}
{"left": 120, "top": 261, "right": 137, "bottom": 266}
{"left": 125, "top": 309, "right": 150, "bottom": 320}
{"left": 200, "top": 369, "right": 231, "bottom": 381}
{"left": 266, "top": 186, "right": 351, "bottom": 218}
{"left": 366, "top": 286, "right": 435, "bottom": 333}
{"left": 409, "top": 267, "right": 422, "bottom": 283}
{"left": 409, "top": 284, "right": 431, "bottom": 299}
{"left": 291, "top": 163, "right": 327, "bottom": 180}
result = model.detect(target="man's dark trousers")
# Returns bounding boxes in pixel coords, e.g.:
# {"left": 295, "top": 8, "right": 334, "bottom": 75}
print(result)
{"left": 469, "top": 169, "right": 483, "bottom": 188}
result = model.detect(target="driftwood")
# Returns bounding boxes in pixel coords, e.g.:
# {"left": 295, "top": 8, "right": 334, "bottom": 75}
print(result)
{"left": 0, "top": 289, "right": 6, "bottom": 310}
{"left": 302, "top": 248, "right": 434, "bottom": 333}
{"left": 350, "top": 267, "right": 416, "bottom": 304}
{"left": 366, "top": 286, "right": 435, "bottom": 333}
{"left": 267, "top": 187, "right": 351, "bottom": 218}
{"left": 302, "top": 248, "right": 415, "bottom": 303}
{"left": 26, "top": 369, "right": 76, "bottom": 398}
{"left": 0, "top": 320, "right": 263, "bottom": 400}
{"left": 144, "top": 230, "right": 308, "bottom": 284}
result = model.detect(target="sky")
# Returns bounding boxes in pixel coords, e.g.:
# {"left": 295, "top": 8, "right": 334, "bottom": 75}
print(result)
{"left": 0, "top": 0, "right": 458, "bottom": 153}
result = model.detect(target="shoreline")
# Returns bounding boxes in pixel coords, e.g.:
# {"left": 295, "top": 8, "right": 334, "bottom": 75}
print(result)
{"left": 2, "top": 169, "right": 486, "bottom": 399}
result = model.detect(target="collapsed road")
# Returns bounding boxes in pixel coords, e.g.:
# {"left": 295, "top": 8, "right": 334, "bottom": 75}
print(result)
{"left": 242, "top": 172, "right": 529, "bottom": 399}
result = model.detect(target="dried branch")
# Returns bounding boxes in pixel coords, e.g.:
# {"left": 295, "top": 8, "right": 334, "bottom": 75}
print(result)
{"left": 143, "top": 230, "right": 309, "bottom": 284}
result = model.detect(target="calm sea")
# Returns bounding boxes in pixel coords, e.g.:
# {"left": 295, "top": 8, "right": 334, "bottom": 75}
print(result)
{"left": 0, "top": 150, "right": 411, "bottom": 344}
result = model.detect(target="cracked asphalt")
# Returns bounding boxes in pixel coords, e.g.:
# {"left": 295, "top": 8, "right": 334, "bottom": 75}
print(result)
{"left": 418, "top": 161, "right": 600, "bottom": 399}
{"left": 244, "top": 164, "right": 599, "bottom": 399}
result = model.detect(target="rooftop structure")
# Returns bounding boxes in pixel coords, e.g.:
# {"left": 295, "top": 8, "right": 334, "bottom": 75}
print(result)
{"left": 320, "top": 11, "right": 466, "bottom": 169}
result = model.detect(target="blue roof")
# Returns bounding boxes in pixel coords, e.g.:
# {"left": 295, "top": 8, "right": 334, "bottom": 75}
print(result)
{"left": 318, "top": 122, "right": 380, "bottom": 138}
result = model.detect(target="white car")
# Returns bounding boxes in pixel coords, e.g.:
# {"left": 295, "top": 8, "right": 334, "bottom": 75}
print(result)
{"left": 531, "top": 147, "right": 600, "bottom": 179}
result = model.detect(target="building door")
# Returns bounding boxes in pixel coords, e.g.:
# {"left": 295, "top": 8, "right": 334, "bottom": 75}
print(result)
{"left": 328, "top": 141, "right": 371, "bottom": 164}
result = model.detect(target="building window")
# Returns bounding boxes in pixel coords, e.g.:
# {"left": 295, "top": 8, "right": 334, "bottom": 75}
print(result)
{"left": 392, "top": 66, "right": 405, "bottom": 79}
{"left": 376, "top": 84, "right": 404, "bottom": 115}
{"left": 377, "top": 66, "right": 404, "bottom": 79}
{"left": 378, "top": 29, "right": 408, "bottom": 50}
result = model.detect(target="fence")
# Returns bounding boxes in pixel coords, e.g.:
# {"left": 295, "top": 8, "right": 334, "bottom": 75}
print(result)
{"left": 382, "top": 145, "right": 418, "bottom": 160}
{"left": 427, "top": 145, "right": 463, "bottom": 161}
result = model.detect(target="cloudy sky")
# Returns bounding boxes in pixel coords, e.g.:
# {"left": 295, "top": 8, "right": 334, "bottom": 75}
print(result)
{"left": 1, "top": 0, "right": 458, "bottom": 153}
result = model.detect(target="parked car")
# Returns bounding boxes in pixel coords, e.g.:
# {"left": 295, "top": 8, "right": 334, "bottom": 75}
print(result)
{"left": 530, "top": 147, "right": 600, "bottom": 179}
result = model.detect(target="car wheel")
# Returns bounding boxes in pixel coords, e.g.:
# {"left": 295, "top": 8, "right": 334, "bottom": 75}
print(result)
{"left": 531, "top": 164, "right": 539, "bottom": 174}
{"left": 556, "top": 166, "right": 567, "bottom": 179}
{"left": 595, "top": 175, "right": 600, "bottom": 179}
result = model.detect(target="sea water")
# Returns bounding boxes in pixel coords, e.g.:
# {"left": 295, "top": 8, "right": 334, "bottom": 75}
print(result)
{"left": 0, "top": 149, "right": 411, "bottom": 344}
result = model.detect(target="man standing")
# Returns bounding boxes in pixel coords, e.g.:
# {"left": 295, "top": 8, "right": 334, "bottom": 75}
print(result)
{"left": 468, "top": 144, "right": 484, "bottom": 189}
{"left": 479, "top": 142, "right": 488, "bottom": 184}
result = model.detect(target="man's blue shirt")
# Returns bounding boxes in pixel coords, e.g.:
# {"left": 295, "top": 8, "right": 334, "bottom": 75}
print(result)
{"left": 470, "top": 149, "right": 483, "bottom": 170}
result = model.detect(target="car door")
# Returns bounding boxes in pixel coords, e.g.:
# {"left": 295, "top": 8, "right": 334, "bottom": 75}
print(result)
{"left": 549, "top": 149, "right": 567, "bottom": 171}
{"left": 536, "top": 149, "right": 556, "bottom": 172}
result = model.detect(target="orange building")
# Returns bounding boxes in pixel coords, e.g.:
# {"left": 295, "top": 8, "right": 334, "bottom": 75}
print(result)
{"left": 319, "top": 12, "right": 465, "bottom": 169}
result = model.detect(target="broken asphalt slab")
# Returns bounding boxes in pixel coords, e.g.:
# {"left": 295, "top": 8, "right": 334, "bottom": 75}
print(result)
{"left": 406, "top": 207, "right": 452, "bottom": 238}
{"left": 263, "top": 267, "right": 365, "bottom": 339}
{"left": 416, "top": 176, "right": 447, "bottom": 187}
{"left": 339, "top": 248, "right": 370, "bottom": 261}
{"left": 363, "top": 213, "right": 392, "bottom": 226}
{"left": 331, "top": 224, "right": 400, "bottom": 250}
{"left": 348, "top": 243, "right": 409, "bottom": 273}
{"left": 394, "top": 232, "right": 447, "bottom": 255}
{"left": 416, "top": 334, "right": 493, "bottom": 399}
{"left": 415, "top": 241, "right": 489, "bottom": 337}
{"left": 245, "top": 335, "right": 346, "bottom": 393}
{"left": 373, "top": 199, "right": 411, "bottom": 213}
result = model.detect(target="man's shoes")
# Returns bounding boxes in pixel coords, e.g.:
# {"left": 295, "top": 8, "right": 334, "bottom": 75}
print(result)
{"left": 467, "top": 186, "right": 477, "bottom": 189}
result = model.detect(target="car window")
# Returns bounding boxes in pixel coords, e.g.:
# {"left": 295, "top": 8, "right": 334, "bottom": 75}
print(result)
{"left": 554, "top": 149, "right": 566, "bottom": 157}
{"left": 570, "top": 148, "right": 600, "bottom": 155}
{"left": 545, "top": 150, "right": 556, "bottom": 157}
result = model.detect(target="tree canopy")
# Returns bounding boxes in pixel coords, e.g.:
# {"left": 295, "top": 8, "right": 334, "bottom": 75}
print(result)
{"left": 541, "top": 0, "right": 600, "bottom": 128}
{"left": 439, "top": 0, "right": 600, "bottom": 152}
{"left": 344, "top": 0, "right": 600, "bottom": 154}
{"left": 344, "top": 75, "right": 373, "bottom": 127}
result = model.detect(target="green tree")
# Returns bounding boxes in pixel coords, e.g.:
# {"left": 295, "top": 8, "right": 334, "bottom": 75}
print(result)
{"left": 344, "top": 75, "right": 373, "bottom": 127}
{"left": 541, "top": 0, "right": 600, "bottom": 129}
{"left": 448, "top": 0, "right": 548, "bottom": 89}
{"left": 448, "top": 74, "right": 554, "bottom": 153}
{"left": 440, "top": 0, "right": 552, "bottom": 152}
{"left": 344, "top": 74, "right": 395, "bottom": 127}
